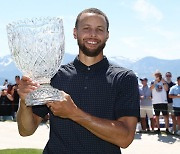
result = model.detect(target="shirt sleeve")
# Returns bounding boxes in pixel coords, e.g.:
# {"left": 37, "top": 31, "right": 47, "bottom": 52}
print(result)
{"left": 32, "top": 105, "right": 49, "bottom": 118}
{"left": 169, "top": 86, "right": 174, "bottom": 95}
{"left": 114, "top": 70, "right": 140, "bottom": 119}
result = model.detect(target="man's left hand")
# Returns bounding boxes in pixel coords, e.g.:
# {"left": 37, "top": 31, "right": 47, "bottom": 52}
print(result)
{"left": 46, "top": 91, "right": 78, "bottom": 119}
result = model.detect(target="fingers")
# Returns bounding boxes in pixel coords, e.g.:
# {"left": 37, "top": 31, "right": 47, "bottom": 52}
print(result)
{"left": 48, "top": 106, "right": 54, "bottom": 112}
{"left": 46, "top": 91, "right": 77, "bottom": 118}
{"left": 18, "top": 76, "right": 40, "bottom": 100}
{"left": 46, "top": 101, "right": 53, "bottom": 108}
{"left": 21, "top": 76, "right": 39, "bottom": 88}
{"left": 21, "top": 76, "right": 32, "bottom": 81}
{"left": 47, "top": 101, "right": 55, "bottom": 113}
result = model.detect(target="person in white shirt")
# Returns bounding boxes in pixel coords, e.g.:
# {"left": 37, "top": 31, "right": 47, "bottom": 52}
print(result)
{"left": 150, "top": 71, "right": 169, "bottom": 134}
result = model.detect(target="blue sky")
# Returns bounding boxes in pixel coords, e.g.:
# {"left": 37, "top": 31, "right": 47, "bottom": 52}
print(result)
{"left": 0, "top": 0, "right": 180, "bottom": 60}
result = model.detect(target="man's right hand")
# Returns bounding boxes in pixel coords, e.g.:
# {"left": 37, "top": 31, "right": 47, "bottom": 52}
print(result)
{"left": 18, "top": 76, "right": 40, "bottom": 101}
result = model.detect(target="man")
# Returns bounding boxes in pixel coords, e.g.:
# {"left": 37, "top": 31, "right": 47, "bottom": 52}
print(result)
{"left": 169, "top": 76, "right": 180, "bottom": 135}
{"left": 12, "top": 75, "right": 20, "bottom": 121}
{"left": 139, "top": 78, "right": 154, "bottom": 132}
{"left": 17, "top": 8, "right": 140, "bottom": 154}
{"left": 3, "top": 79, "right": 8, "bottom": 89}
{"left": 12, "top": 75, "right": 21, "bottom": 121}
{"left": 150, "top": 71, "right": 169, "bottom": 134}
{"left": 0, "top": 88, "right": 13, "bottom": 121}
{"left": 165, "top": 72, "right": 176, "bottom": 133}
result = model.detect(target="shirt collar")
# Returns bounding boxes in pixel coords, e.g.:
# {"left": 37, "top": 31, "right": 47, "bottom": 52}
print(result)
{"left": 73, "top": 55, "right": 109, "bottom": 72}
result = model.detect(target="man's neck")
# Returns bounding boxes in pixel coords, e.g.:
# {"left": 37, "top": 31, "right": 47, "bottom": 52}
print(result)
{"left": 166, "top": 80, "right": 172, "bottom": 84}
{"left": 78, "top": 52, "right": 104, "bottom": 66}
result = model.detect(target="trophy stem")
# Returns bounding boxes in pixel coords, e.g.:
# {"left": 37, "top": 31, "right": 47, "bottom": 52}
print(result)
{"left": 25, "top": 84, "right": 64, "bottom": 106}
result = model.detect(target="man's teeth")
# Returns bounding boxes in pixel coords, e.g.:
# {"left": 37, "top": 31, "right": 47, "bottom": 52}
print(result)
{"left": 87, "top": 41, "right": 97, "bottom": 44}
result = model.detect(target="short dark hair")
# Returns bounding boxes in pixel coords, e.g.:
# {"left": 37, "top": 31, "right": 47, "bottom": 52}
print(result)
{"left": 177, "top": 76, "right": 180, "bottom": 80}
{"left": 75, "top": 8, "right": 109, "bottom": 31}
{"left": 166, "top": 72, "right": 172, "bottom": 75}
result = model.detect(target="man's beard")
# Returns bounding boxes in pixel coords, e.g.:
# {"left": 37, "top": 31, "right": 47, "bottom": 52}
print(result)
{"left": 77, "top": 40, "right": 106, "bottom": 57}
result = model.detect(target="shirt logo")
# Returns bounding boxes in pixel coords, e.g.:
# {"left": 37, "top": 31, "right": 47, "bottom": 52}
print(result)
{"left": 155, "top": 83, "right": 163, "bottom": 92}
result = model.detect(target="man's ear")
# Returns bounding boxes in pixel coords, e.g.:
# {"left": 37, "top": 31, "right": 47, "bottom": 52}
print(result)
{"left": 73, "top": 28, "right": 77, "bottom": 39}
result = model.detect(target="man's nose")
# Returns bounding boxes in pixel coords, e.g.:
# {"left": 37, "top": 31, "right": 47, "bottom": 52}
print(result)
{"left": 89, "top": 29, "right": 97, "bottom": 37}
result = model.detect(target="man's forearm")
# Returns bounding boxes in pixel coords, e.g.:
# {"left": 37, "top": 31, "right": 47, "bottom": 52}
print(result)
{"left": 169, "top": 94, "right": 180, "bottom": 99}
{"left": 70, "top": 108, "right": 137, "bottom": 148}
{"left": 150, "top": 84, "right": 155, "bottom": 90}
{"left": 17, "top": 99, "right": 40, "bottom": 136}
{"left": 163, "top": 83, "right": 168, "bottom": 91}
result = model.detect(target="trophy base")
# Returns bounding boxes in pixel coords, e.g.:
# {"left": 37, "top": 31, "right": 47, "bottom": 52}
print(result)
{"left": 25, "top": 84, "right": 64, "bottom": 106}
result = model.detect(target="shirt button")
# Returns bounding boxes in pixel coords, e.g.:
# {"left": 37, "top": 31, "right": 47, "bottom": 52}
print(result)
{"left": 87, "top": 67, "right": 90, "bottom": 71}
{"left": 84, "top": 86, "right": 87, "bottom": 90}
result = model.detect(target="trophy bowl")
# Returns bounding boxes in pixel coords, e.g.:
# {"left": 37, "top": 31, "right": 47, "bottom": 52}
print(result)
{"left": 7, "top": 17, "right": 65, "bottom": 106}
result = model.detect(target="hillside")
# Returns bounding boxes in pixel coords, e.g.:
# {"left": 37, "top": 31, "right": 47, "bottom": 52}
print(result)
{"left": 0, "top": 54, "right": 179, "bottom": 84}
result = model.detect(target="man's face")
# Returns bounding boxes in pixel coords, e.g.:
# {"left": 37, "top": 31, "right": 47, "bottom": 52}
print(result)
{"left": 141, "top": 80, "right": 147, "bottom": 86}
{"left": 177, "top": 79, "right": 180, "bottom": 86}
{"left": 155, "top": 74, "right": 161, "bottom": 82}
{"left": 165, "top": 73, "right": 172, "bottom": 80}
{"left": 73, "top": 13, "right": 109, "bottom": 57}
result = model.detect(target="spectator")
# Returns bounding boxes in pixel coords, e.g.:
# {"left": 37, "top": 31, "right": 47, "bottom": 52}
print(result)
{"left": 7, "top": 83, "right": 14, "bottom": 96}
{"left": 150, "top": 71, "right": 169, "bottom": 134}
{"left": 12, "top": 75, "right": 21, "bottom": 121}
{"left": 165, "top": 72, "right": 176, "bottom": 133}
{"left": 3, "top": 79, "right": 8, "bottom": 89}
{"left": 169, "top": 76, "right": 180, "bottom": 135}
{"left": 139, "top": 77, "right": 154, "bottom": 132}
{"left": 0, "top": 87, "right": 13, "bottom": 121}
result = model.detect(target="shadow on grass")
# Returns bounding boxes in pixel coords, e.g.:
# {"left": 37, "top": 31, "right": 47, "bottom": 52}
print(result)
{"left": 0, "top": 148, "right": 43, "bottom": 154}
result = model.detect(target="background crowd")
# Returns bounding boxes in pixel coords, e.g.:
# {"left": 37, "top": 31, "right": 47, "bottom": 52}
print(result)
{"left": 1, "top": 71, "right": 180, "bottom": 136}
{"left": 0, "top": 75, "right": 20, "bottom": 121}
{"left": 138, "top": 71, "right": 180, "bottom": 136}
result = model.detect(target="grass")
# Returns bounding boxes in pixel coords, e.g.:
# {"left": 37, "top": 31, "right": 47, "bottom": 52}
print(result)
{"left": 0, "top": 148, "right": 43, "bottom": 154}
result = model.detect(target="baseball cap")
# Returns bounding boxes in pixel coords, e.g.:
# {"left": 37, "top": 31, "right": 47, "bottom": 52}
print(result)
{"left": 140, "top": 77, "right": 148, "bottom": 81}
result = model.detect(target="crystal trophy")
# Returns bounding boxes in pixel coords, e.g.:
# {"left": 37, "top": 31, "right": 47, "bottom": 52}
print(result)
{"left": 7, "top": 17, "right": 65, "bottom": 106}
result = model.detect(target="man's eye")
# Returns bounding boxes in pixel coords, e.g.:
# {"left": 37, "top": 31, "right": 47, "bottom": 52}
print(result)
{"left": 98, "top": 28, "right": 104, "bottom": 32}
{"left": 83, "top": 27, "right": 89, "bottom": 30}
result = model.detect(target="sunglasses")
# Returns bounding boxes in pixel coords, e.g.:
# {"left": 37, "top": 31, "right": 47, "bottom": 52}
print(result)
{"left": 166, "top": 75, "right": 171, "bottom": 77}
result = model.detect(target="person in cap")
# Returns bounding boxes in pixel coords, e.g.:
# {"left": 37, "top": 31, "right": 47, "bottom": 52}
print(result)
{"left": 169, "top": 76, "right": 180, "bottom": 135}
{"left": 139, "top": 77, "right": 154, "bottom": 132}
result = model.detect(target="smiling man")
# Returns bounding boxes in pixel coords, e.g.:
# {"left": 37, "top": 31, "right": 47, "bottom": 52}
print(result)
{"left": 17, "top": 8, "right": 140, "bottom": 154}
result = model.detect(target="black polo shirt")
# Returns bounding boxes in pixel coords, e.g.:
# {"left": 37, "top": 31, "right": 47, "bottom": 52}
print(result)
{"left": 32, "top": 56, "right": 140, "bottom": 154}
{"left": 167, "top": 81, "right": 176, "bottom": 103}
